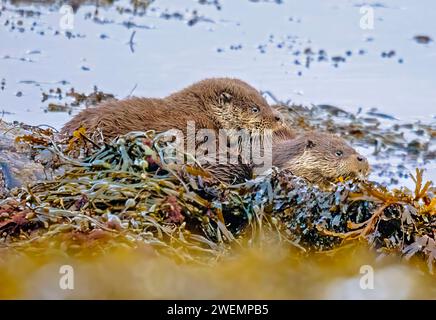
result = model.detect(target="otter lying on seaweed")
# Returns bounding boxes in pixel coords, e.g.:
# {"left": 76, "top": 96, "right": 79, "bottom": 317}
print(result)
{"left": 62, "top": 77, "right": 369, "bottom": 188}
{"left": 62, "top": 78, "right": 294, "bottom": 142}
{"left": 273, "top": 132, "right": 369, "bottom": 185}
{"left": 202, "top": 131, "right": 370, "bottom": 186}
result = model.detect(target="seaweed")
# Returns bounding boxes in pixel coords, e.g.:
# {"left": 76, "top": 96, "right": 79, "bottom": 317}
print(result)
{"left": 0, "top": 95, "right": 435, "bottom": 270}
{"left": 0, "top": 125, "right": 434, "bottom": 271}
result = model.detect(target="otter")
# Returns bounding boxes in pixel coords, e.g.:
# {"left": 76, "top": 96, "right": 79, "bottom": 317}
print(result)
{"left": 272, "top": 132, "right": 369, "bottom": 185}
{"left": 203, "top": 131, "right": 370, "bottom": 186}
{"left": 61, "top": 78, "right": 294, "bottom": 142}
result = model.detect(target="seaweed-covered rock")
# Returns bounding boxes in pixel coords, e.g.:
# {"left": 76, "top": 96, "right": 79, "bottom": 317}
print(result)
{"left": 0, "top": 121, "right": 49, "bottom": 196}
{"left": 0, "top": 129, "right": 434, "bottom": 270}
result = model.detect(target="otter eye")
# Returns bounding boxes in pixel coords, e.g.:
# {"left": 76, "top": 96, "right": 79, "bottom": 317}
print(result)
{"left": 335, "top": 150, "right": 343, "bottom": 157}
{"left": 251, "top": 106, "right": 260, "bottom": 113}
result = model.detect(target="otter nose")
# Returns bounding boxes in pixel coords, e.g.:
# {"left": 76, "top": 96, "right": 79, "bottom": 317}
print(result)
{"left": 356, "top": 155, "right": 370, "bottom": 174}
{"left": 273, "top": 111, "right": 283, "bottom": 122}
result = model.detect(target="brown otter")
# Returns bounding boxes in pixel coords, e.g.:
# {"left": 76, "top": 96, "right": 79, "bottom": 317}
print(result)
{"left": 272, "top": 132, "right": 369, "bottom": 185}
{"left": 61, "top": 78, "right": 294, "bottom": 141}
{"left": 203, "top": 131, "right": 370, "bottom": 186}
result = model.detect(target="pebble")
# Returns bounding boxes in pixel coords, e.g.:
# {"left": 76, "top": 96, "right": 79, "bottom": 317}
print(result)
{"left": 414, "top": 35, "right": 432, "bottom": 44}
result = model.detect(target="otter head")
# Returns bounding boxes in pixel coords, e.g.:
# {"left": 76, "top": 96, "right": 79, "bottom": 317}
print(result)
{"left": 171, "top": 78, "right": 294, "bottom": 138}
{"left": 273, "top": 132, "right": 370, "bottom": 186}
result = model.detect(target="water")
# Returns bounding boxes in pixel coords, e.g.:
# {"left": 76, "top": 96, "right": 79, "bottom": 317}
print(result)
{"left": 1, "top": 0, "right": 435, "bottom": 127}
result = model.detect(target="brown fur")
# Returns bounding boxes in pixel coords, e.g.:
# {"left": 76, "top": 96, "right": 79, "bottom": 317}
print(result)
{"left": 273, "top": 132, "right": 370, "bottom": 185}
{"left": 207, "top": 131, "right": 370, "bottom": 185}
{"left": 61, "top": 78, "right": 294, "bottom": 141}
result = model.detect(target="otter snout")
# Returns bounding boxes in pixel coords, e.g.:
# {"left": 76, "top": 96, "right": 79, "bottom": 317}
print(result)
{"left": 269, "top": 110, "right": 295, "bottom": 140}
{"left": 355, "top": 154, "right": 370, "bottom": 178}
{"left": 271, "top": 110, "right": 284, "bottom": 123}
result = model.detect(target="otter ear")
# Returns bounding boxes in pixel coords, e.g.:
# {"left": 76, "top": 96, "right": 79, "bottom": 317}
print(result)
{"left": 218, "top": 92, "right": 232, "bottom": 106}
{"left": 306, "top": 140, "right": 316, "bottom": 149}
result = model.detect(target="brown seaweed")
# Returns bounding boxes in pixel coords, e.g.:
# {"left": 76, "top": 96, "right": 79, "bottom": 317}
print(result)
{"left": 0, "top": 126, "right": 434, "bottom": 271}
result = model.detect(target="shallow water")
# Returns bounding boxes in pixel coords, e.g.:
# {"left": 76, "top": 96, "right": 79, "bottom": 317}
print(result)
{"left": 1, "top": 0, "right": 435, "bottom": 126}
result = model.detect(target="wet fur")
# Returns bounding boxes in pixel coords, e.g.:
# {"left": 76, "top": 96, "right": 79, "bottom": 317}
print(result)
{"left": 273, "top": 132, "right": 369, "bottom": 185}
{"left": 62, "top": 78, "right": 295, "bottom": 141}
{"left": 207, "top": 131, "right": 369, "bottom": 185}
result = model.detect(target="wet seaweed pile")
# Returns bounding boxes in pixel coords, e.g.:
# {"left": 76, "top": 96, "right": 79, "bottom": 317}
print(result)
{"left": 0, "top": 125, "right": 435, "bottom": 270}
{"left": 241, "top": 169, "right": 436, "bottom": 271}
{"left": 0, "top": 129, "right": 238, "bottom": 262}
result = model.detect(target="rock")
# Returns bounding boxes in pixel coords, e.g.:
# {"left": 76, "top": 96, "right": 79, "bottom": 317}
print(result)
{"left": 414, "top": 35, "right": 432, "bottom": 44}
{"left": 0, "top": 120, "right": 47, "bottom": 196}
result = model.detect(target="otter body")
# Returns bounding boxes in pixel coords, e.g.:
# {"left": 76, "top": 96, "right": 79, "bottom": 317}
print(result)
{"left": 62, "top": 78, "right": 294, "bottom": 141}
{"left": 62, "top": 78, "right": 368, "bottom": 187}
{"left": 205, "top": 132, "right": 370, "bottom": 186}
